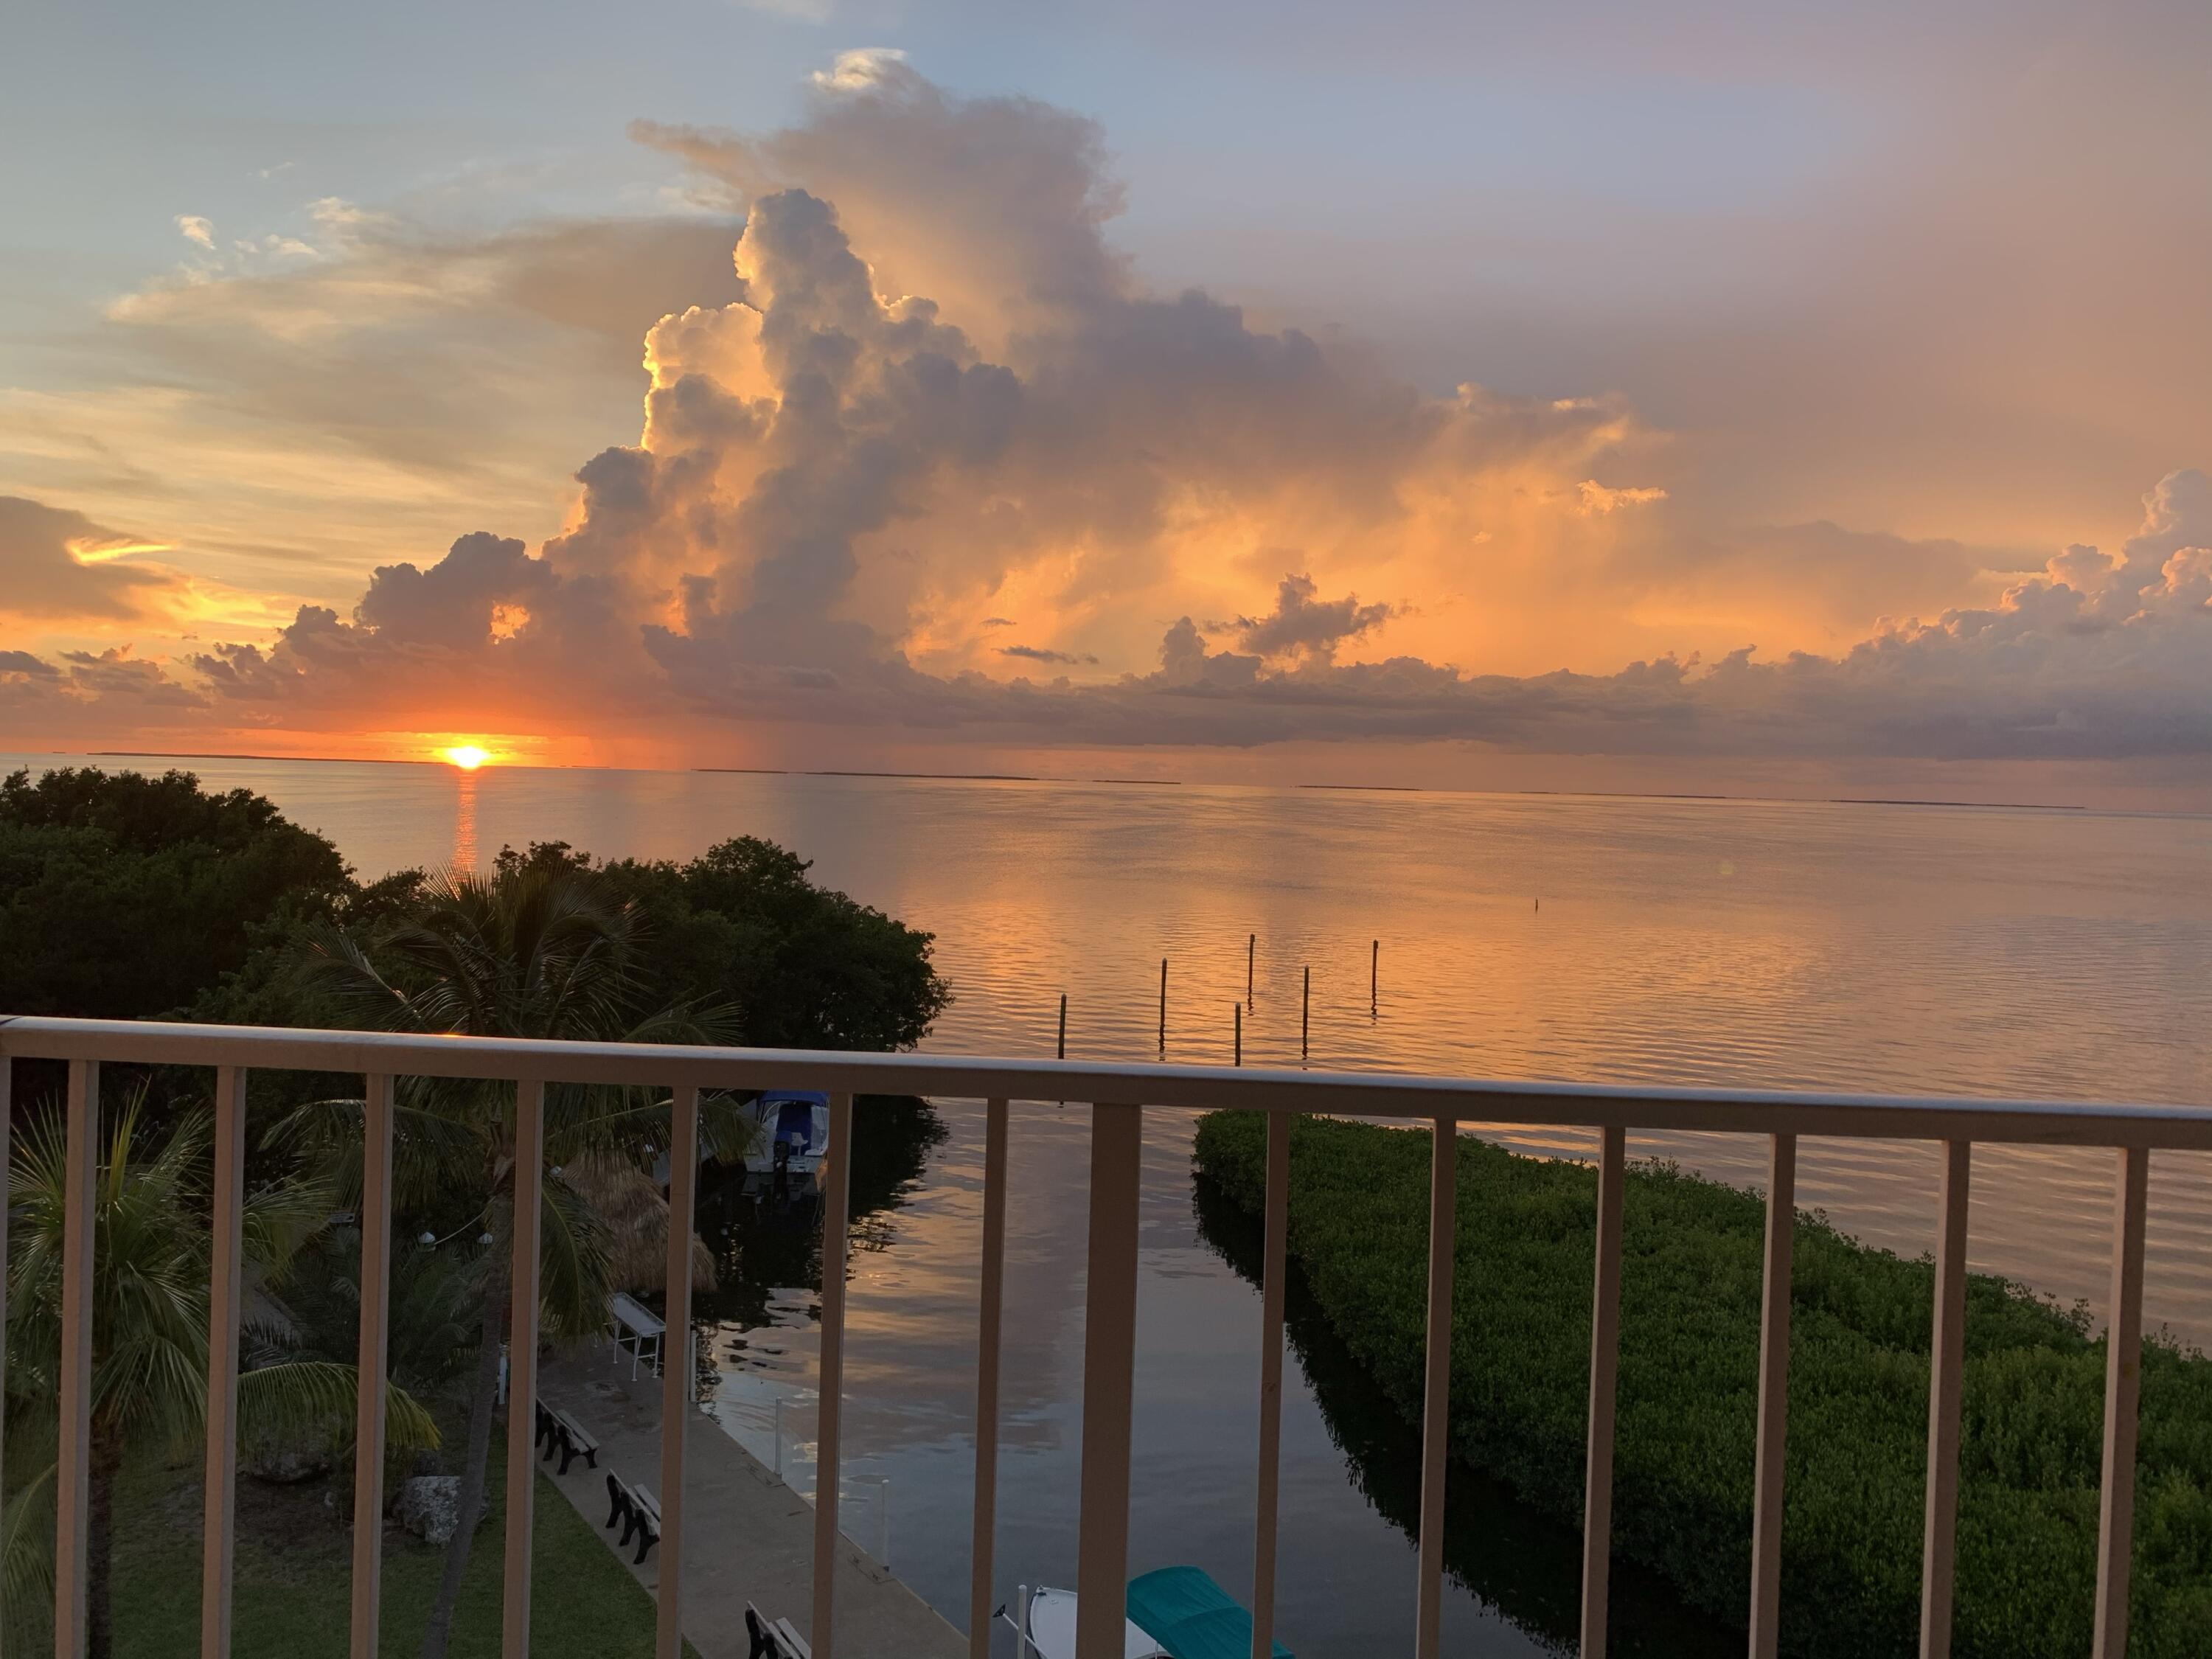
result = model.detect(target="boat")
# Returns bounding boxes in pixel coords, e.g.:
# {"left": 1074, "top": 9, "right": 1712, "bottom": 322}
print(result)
{"left": 742, "top": 1089, "right": 831, "bottom": 1196}
{"left": 1005, "top": 1566, "right": 1293, "bottom": 1659}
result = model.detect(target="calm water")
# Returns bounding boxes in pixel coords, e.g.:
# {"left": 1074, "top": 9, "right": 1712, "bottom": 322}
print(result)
{"left": 14, "top": 754, "right": 2212, "bottom": 1655}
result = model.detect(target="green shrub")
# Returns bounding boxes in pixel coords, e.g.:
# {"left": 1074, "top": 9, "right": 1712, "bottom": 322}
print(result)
{"left": 1193, "top": 1112, "right": 2212, "bottom": 1658}
{"left": 0, "top": 767, "right": 352, "bottom": 1019}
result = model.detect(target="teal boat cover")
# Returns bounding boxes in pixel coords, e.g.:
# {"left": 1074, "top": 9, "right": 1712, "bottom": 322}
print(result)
{"left": 1125, "top": 1567, "right": 1293, "bottom": 1659}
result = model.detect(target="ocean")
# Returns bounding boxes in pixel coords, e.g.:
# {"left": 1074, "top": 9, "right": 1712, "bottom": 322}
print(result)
{"left": 12, "top": 753, "right": 2210, "bottom": 1655}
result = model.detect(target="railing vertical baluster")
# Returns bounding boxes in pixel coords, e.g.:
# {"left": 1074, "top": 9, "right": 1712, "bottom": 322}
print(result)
{"left": 1077, "top": 1102, "right": 1144, "bottom": 1659}
{"left": 0, "top": 1048, "right": 10, "bottom": 1647}
{"left": 349, "top": 1073, "right": 396, "bottom": 1659}
{"left": 202, "top": 1065, "right": 249, "bottom": 1659}
{"left": 657, "top": 1085, "right": 701, "bottom": 1659}
{"left": 504, "top": 1080, "right": 546, "bottom": 1659}
{"left": 1250, "top": 1110, "right": 1292, "bottom": 1659}
{"left": 1748, "top": 1132, "right": 1797, "bottom": 1659}
{"left": 55, "top": 1060, "right": 98, "bottom": 1659}
{"left": 2092, "top": 1145, "right": 2150, "bottom": 1659}
{"left": 1415, "top": 1116, "right": 1457, "bottom": 1659}
{"left": 813, "top": 1092, "right": 856, "bottom": 1657}
{"left": 1579, "top": 1124, "right": 1627, "bottom": 1658}
{"left": 968, "top": 1099, "right": 1011, "bottom": 1659}
{"left": 1919, "top": 1140, "right": 1972, "bottom": 1658}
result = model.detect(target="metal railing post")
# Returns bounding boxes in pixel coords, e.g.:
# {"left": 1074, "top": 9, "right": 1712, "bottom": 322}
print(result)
{"left": 56, "top": 1059, "right": 98, "bottom": 1659}
{"left": 1415, "top": 1116, "right": 1457, "bottom": 1659}
{"left": 0, "top": 1014, "right": 2207, "bottom": 1659}
{"left": 349, "top": 1072, "right": 397, "bottom": 1659}
{"left": 658, "top": 1085, "right": 701, "bottom": 1659}
{"left": 969, "top": 1099, "right": 1011, "bottom": 1659}
{"left": 202, "top": 1065, "right": 249, "bottom": 1659}
{"left": 2092, "top": 1146, "right": 2150, "bottom": 1659}
{"left": 0, "top": 1050, "right": 10, "bottom": 1651}
{"left": 813, "top": 1092, "right": 856, "bottom": 1656}
{"left": 1579, "top": 1124, "right": 1627, "bottom": 1658}
{"left": 1077, "top": 1102, "right": 1144, "bottom": 1659}
{"left": 1919, "top": 1141, "right": 1971, "bottom": 1658}
{"left": 504, "top": 1080, "right": 546, "bottom": 1659}
{"left": 1748, "top": 1133, "right": 1798, "bottom": 1659}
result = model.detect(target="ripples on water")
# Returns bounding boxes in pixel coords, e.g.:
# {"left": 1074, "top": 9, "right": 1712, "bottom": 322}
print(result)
{"left": 18, "top": 755, "right": 2208, "bottom": 1655}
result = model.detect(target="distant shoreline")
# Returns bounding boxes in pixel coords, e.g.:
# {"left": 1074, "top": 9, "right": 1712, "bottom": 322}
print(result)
{"left": 1, "top": 752, "right": 2135, "bottom": 815}
{"left": 83, "top": 750, "right": 435, "bottom": 767}
{"left": 696, "top": 767, "right": 1041, "bottom": 782}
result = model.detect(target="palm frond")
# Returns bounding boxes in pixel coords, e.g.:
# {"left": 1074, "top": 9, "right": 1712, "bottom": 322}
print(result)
{"left": 1, "top": 1463, "right": 57, "bottom": 1650}
{"left": 238, "top": 1360, "right": 440, "bottom": 1455}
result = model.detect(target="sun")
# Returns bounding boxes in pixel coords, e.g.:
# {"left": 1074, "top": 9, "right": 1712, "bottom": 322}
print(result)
{"left": 439, "top": 745, "right": 492, "bottom": 771}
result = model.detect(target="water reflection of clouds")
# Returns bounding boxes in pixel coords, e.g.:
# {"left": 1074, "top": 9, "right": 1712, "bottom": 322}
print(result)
{"left": 49, "top": 759, "right": 2211, "bottom": 1651}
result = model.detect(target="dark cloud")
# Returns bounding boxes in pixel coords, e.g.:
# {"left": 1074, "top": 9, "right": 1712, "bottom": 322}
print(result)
{"left": 0, "top": 649, "right": 61, "bottom": 680}
{"left": 1001, "top": 644, "right": 1100, "bottom": 665}
{"left": 0, "top": 496, "right": 185, "bottom": 623}
{"left": 0, "top": 646, "right": 204, "bottom": 727}
{"left": 1232, "top": 573, "right": 1395, "bottom": 662}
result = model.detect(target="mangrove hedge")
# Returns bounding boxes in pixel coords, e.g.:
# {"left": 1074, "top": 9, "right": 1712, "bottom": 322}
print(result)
{"left": 1192, "top": 1112, "right": 2212, "bottom": 1659}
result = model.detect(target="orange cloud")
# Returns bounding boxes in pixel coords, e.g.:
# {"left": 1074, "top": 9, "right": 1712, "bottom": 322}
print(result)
{"left": 4, "top": 58, "right": 2210, "bottom": 786}
{"left": 0, "top": 497, "right": 191, "bottom": 625}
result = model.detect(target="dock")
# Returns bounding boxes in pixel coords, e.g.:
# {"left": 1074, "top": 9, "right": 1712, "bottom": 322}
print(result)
{"left": 537, "top": 1352, "right": 967, "bottom": 1658}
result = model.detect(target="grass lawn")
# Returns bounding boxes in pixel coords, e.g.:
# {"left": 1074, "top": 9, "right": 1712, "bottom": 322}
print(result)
{"left": 103, "top": 1436, "right": 701, "bottom": 1659}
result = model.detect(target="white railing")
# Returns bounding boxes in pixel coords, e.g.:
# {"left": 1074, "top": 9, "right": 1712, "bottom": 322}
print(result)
{"left": 4, "top": 1015, "right": 2211, "bottom": 1659}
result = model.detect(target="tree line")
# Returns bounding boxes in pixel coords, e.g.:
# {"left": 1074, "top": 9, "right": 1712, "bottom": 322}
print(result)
{"left": 2, "top": 766, "right": 950, "bottom": 1657}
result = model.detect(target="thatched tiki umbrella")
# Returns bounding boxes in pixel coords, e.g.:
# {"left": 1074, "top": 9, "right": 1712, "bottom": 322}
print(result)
{"left": 563, "top": 1150, "right": 720, "bottom": 1294}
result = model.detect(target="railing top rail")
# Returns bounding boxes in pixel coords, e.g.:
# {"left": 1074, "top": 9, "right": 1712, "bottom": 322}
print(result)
{"left": 3, "top": 1015, "right": 2208, "bottom": 1149}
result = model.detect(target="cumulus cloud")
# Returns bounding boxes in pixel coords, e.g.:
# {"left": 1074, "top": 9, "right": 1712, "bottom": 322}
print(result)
{"left": 0, "top": 649, "right": 61, "bottom": 681}
{"left": 0, "top": 645, "right": 204, "bottom": 733}
{"left": 0, "top": 495, "right": 188, "bottom": 623}
{"left": 1231, "top": 573, "right": 1396, "bottom": 663}
{"left": 7, "top": 58, "right": 2211, "bottom": 775}
{"left": 175, "top": 215, "right": 216, "bottom": 249}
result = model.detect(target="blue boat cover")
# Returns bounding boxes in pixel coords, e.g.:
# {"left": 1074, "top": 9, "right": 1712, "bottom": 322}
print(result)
{"left": 1125, "top": 1567, "right": 1293, "bottom": 1659}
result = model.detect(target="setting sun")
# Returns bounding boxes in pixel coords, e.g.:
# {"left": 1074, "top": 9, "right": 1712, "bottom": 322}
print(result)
{"left": 439, "top": 745, "right": 492, "bottom": 771}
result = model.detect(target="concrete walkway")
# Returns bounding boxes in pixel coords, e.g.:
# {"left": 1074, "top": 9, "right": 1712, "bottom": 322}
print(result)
{"left": 536, "top": 1351, "right": 967, "bottom": 1659}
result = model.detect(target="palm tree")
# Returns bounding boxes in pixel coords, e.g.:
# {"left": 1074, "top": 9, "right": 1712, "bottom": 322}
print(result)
{"left": 246, "top": 1228, "right": 487, "bottom": 1419}
{"left": 290, "top": 863, "right": 750, "bottom": 1659}
{"left": 3, "top": 1091, "right": 438, "bottom": 1657}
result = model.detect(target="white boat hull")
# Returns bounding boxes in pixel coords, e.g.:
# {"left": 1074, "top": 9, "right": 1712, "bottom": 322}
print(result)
{"left": 1020, "top": 1587, "right": 1167, "bottom": 1659}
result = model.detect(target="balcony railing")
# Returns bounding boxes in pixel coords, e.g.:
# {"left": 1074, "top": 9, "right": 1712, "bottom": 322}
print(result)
{"left": 4, "top": 1015, "right": 2211, "bottom": 1659}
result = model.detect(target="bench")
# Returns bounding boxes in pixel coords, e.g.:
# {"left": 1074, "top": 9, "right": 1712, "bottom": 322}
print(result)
{"left": 603, "top": 1471, "right": 662, "bottom": 1564}
{"left": 608, "top": 1291, "right": 666, "bottom": 1379}
{"left": 745, "top": 1605, "right": 813, "bottom": 1658}
{"left": 533, "top": 1399, "right": 599, "bottom": 1475}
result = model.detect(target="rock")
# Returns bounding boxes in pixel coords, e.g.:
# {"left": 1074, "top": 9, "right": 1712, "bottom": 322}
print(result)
{"left": 397, "top": 1475, "right": 467, "bottom": 1545}
{"left": 243, "top": 1442, "right": 331, "bottom": 1484}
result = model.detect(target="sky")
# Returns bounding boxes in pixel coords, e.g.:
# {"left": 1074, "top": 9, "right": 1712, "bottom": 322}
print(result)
{"left": 3, "top": 0, "right": 2210, "bottom": 803}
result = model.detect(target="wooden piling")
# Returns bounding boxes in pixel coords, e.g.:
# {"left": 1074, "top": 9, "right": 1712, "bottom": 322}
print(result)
{"left": 1158, "top": 959, "right": 1168, "bottom": 1050}
{"left": 1302, "top": 966, "right": 1310, "bottom": 1060}
{"left": 1371, "top": 939, "right": 1379, "bottom": 1012}
{"left": 1248, "top": 933, "right": 1256, "bottom": 1005}
{"left": 1057, "top": 992, "right": 1067, "bottom": 1060}
{"left": 1234, "top": 1001, "right": 1242, "bottom": 1066}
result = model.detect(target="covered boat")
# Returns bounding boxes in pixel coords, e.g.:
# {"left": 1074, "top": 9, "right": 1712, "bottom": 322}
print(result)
{"left": 744, "top": 1089, "right": 830, "bottom": 1192}
{"left": 1015, "top": 1567, "right": 1293, "bottom": 1659}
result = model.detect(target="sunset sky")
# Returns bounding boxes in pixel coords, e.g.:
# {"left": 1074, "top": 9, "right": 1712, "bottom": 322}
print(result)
{"left": 4, "top": 1, "right": 2210, "bottom": 801}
